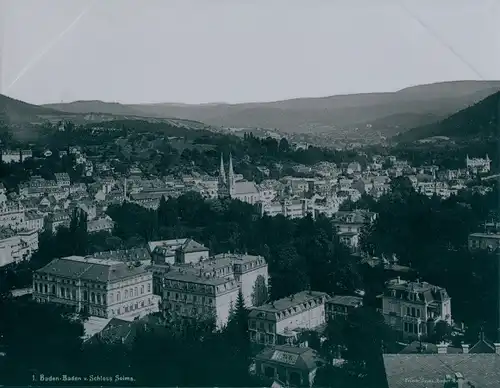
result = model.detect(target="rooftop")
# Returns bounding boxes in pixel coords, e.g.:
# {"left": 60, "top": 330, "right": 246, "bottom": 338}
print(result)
{"left": 256, "top": 345, "right": 323, "bottom": 371}
{"left": 37, "top": 255, "right": 149, "bottom": 283}
{"left": 249, "top": 291, "right": 329, "bottom": 320}
{"left": 383, "top": 353, "right": 500, "bottom": 388}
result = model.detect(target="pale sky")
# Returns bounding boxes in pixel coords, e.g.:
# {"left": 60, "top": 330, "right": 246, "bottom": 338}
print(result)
{"left": 1, "top": 0, "right": 499, "bottom": 105}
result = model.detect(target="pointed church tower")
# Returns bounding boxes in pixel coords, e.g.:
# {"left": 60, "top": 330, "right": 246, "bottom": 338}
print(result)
{"left": 228, "top": 152, "right": 235, "bottom": 195}
{"left": 219, "top": 153, "right": 226, "bottom": 184}
{"left": 218, "top": 153, "right": 228, "bottom": 198}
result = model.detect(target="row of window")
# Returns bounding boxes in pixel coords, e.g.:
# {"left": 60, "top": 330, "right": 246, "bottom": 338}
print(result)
{"left": 109, "top": 283, "right": 151, "bottom": 303}
{"left": 406, "top": 306, "right": 422, "bottom": 318}
{"left": 164, "top": 292, "right": 213, "bottom": 305}
{"left": 249, "top": 320, "right": 275, "bottom": 333}
{"left": 164, "top": 280, "right": 214, "bottom": 294}
{"left": 404, "top": 322, "right": 422, "bottom": 334}
{"left": 112, "top": 298, "right": 152, "bottom": 316}
{"left": 165, "top": 302, "right": 210, "bottom": 316}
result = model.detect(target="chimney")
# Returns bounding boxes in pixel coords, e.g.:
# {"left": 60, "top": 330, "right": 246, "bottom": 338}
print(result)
{"left": 437, "top": 342, "right": 448, "bottom": 354}
{"left": 461, "top": 344, "right": 469, "bottom": 354}
{"left": 454, "top": 372, "right": 464, "bottom": 388}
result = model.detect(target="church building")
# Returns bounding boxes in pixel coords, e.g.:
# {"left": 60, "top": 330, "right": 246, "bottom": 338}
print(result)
{"left": 218, "top": 153, "right": 260, "bottom": 205}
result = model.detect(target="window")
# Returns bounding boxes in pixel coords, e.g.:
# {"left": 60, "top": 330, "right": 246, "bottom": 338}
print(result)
{"left": 193, "top": 296, "right": 197, "bottom": 303}
{"left": 404, "top": 322, "right": 408, "bottom": 332}
{"left": 44, "top": 284, "right": 48, "bottom": 293}
{"left": 72, "top": 289, "right": 76, "bottom": 300}
{"left": 84, "top": 290, "right": 88, "bottom": 301}
{"left": 175, "top": 293, "right": 179, "bottom": 300}
{"left": 134, "top": 287, "right": 138, "bottom": 297}
{"left": 91, "top": 292, "right": 95, "bottom": 303}
{"left": 117, "top": 291, "right": 121, "bottom": 301}
{"left": 147, "top": 284, "right": 151, "bottom": 293}
{"left": 141, "top": 285, "right": 144, "bottom": 294}
{"left": 125, "top": 290, "right": 128, "bottom": 299}
{"left": 110, "top": 293, "right": 114, "bottom": 303}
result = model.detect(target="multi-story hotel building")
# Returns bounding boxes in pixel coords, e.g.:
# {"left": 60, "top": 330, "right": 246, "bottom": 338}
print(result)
{"left": 380, "top": 278, "right": 452, "bottom": 340}
{"left": 33, "top": 255, "right": 158, "bottom": 319}
{"left": 248, "top": 291, "right": 330, "bottom": 346}
{"left": 213, "top": 253, "right": 268, "bottom": 306}
{"left": 151, "top": 252, "right": 269, "bottom": 328}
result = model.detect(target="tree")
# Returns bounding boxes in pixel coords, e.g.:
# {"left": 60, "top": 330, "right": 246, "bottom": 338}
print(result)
{"left": 433, "top": 321, "right": 452, "bottom": 343}
{"left": 251, "top": 275, "right": 269, "bottom": 307}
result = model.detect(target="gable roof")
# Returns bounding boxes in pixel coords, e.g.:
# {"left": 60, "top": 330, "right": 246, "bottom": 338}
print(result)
{"left": 37, "top": 255, "right": 150, "bottom": 283}
{"left": 256, "top": 345, "right": 323, "bottom": 371}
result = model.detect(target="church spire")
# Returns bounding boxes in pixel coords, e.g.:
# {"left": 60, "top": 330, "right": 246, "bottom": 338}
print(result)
{"left": 228, "top": 152, "right": 235, "bottom": 180}
{"left": 228, "top": 152, "right": 235, "bottom": 193}
{"left": 219, "top": 153, "right": 226, "bottom": 183}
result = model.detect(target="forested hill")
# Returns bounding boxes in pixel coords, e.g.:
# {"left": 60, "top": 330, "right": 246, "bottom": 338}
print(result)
{"left": 395, "top": 91, "right": 500, "bottom": 143}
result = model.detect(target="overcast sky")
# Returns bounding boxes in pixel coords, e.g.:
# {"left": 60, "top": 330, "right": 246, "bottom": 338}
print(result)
{"left": 1, "top": 0, "right": 499, "bottom": 105}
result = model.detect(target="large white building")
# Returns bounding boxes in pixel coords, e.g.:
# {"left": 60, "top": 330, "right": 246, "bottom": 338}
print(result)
{"left": 33, "top": 255, "right": 159, "bottom": 319}
{"left": 218, "top": 153, "right": 260, "bottom": 205}
{"left": 152, "top": 252, "right": 269, "bottom": 328}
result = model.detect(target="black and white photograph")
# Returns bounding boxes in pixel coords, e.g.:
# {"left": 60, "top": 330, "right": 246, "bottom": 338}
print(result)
{"left": 0, "top": 1, "right": 499, "bottom": 387}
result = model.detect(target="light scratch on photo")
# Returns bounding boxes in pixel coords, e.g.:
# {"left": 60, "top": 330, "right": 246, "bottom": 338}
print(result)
{"left": 5, "top": 0, "right": 98, "bottom": 93}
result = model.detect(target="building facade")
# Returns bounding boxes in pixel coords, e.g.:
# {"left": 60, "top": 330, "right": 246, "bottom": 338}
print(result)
{"left": 152, "top": 252, "right": 269, "bottom": 328}
{"left": 248, "top": 291, "right": 330, "bottom": 346}
{"left": 381, "top": 278, "right": 452, "bottom": 340}
{"left": 33, "top": 256, "right": 158, "bottom": 319}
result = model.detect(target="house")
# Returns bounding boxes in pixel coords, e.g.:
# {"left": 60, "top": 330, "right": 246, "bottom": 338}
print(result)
{"left": 380, "top": 277, "right": 452, "bottom": 340}
{"left": 45, "top": 211, "right": 71, "bottom": 233}
{"left": 325, "top": 295, "right": 363, "bottom": 320}
{"left": 54, "top": 173, "right": 71, "bottom": 188}
{"left": 33, "top": 255, "right": 159, "bottom": 319}
{"left": 468, "top": 232, "right": 500, "bottom": 251}
{"left": 0, "top": 227, "right": 39, "bottom": 267}
{"left": 24, "top": 210, "right": 45, "bottom": 232}
{"left": 1, "top": 149, "right": 21, "bottom": 164}
{"left": 254, "top": 345, "right": 324, "bottom": 387}
{"left": 466, "top": 154, "right": 491, "bottom": 174}
{"left": 87, "top": 217, "right": 114, "bottom": 234}
{"left": 149, "top": 238, "right": 209, "bottom": 266}
{"left": 261, "top": 199, "right": 312, "bottom": 219}
{"left": 0, "top": 201, "right": 26, "bottom": 230}
{"left": 248, "top": 291, "right": 330, "bottom": 346}
{"left": 332, "top": 210, "right": 377, "bottom": 249}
